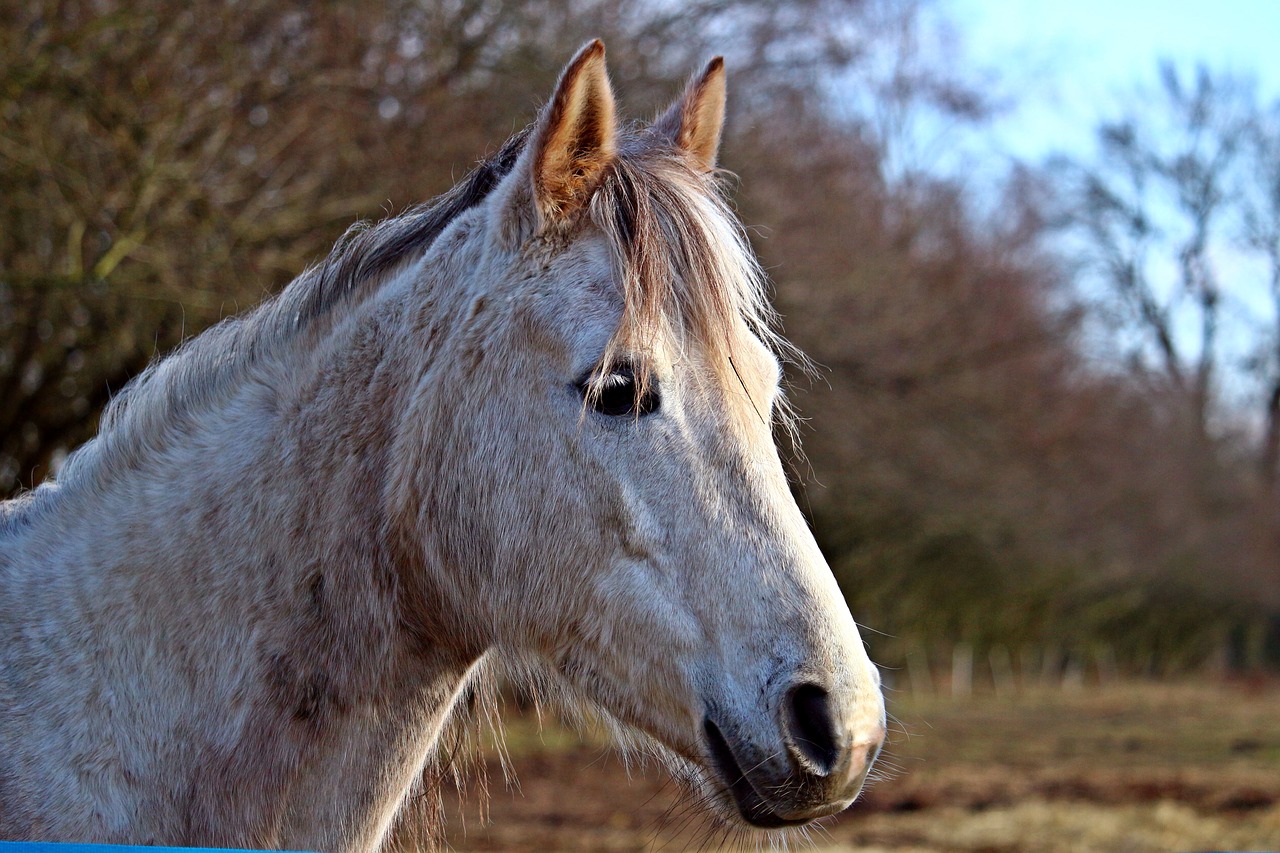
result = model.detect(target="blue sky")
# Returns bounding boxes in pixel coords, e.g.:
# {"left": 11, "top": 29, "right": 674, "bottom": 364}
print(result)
{"left": 934, "top": 2, "right": 1280, "bottom": 409}
{"left": 950, "top": 0, "right": 1280, "bottom": 162}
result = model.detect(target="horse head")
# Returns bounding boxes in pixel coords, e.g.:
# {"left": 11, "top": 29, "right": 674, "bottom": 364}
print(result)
{"left": 389, "top": 41, "right": 885, "bottom": 829}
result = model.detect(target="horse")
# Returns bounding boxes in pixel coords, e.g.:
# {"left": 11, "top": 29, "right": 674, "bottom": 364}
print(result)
{"left": 0, "top": 41, "right": 885, "bottom": 852}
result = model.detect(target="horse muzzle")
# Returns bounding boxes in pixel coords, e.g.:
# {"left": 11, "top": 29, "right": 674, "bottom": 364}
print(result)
{"left": 700, "top": 680, "right": 885, "bottom": 828}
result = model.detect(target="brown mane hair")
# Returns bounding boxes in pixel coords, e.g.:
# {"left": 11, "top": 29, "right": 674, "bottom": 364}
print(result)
{"left": 590, "top": 132, "right": 797, "bottom": 426}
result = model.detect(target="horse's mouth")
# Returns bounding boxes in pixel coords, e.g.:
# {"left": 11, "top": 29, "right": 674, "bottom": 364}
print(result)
{"left": 701, "top": 718, "right": 815, "bottom": 829}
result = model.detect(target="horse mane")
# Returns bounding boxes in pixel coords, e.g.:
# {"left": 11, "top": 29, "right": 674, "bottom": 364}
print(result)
{"left": 291, "top": 127, "right": 532, "bottom": 337}
{"left": 51, "top": 130, "right": 530, "bottom": 495}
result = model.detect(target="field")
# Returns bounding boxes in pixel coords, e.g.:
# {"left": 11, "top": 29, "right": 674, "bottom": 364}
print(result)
{"left": 441, "top": 681, "right": 1280, "bottom": 852}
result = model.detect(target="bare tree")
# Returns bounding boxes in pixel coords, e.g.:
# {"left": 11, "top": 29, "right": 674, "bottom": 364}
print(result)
{"left": 1242, "top": 105, "right": 1280, "bottom": 486}
{"left": 1059, "top": 63, "right": 1255, "bottom": 446}
{"left": 1, "top": 1, "right": 411, "bottom": 489}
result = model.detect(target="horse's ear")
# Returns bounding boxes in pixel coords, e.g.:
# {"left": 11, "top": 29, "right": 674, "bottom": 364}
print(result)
{"left": 502, "top": 40, "right": 616, "bottom": 239}
{"left": 655, "top": 57, "right": 726, "bottom": 171}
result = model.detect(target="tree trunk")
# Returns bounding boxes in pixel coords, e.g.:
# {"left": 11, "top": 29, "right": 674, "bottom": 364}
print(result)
{"left": 1262, "top": 381, "right": 1280, "bottom": 490}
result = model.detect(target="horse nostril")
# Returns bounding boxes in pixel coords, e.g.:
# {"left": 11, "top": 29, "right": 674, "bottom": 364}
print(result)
{"left": 785, "top": 683, "right": 841, "bottom": 775}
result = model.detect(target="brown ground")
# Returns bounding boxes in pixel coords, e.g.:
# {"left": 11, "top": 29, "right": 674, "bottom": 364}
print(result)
{"left": 441, "top": 682, "right": 1280, "bottom": 852}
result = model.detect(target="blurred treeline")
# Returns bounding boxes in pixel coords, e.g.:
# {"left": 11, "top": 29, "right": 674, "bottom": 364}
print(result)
{"left": 3, "top": 0, "right": 1279, "bottom": 676}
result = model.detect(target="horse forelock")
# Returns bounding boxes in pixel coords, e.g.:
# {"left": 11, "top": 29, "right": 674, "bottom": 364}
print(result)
{"left": 588, "top": 136, "right": 801, "bottom": 432}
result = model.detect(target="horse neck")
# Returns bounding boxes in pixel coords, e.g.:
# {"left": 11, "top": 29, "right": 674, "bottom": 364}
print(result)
{"left": 48, "top": 280, "right": 423, "bottom": 651}
{"left": 16, "top": 274, "right": 480, "bottom": 851}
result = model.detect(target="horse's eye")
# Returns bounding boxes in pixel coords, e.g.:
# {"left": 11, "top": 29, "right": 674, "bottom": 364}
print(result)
{"left": 582, "top": 366, "right": 660, "bottom": 418}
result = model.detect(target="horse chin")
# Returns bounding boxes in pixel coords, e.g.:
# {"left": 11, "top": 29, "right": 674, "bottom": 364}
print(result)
{"left": 642, "top": 728, "right": 827, "bottom": 834}
{"left": 699, "top": 717, "right": 831, "bottom": 829}
{"left": 651, "top": 747, "right": 787, "bottom": 832}
{"left": 681, "top": 764, "right": 825, "bottom": 835}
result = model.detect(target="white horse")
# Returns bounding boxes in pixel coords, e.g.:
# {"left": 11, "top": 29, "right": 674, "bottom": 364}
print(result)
{"left": 0, "top": 42, "right": 884, "bottom": 851}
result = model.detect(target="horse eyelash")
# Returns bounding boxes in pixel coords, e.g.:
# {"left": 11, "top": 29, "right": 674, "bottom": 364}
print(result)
{"left": 577, "top": 361, "right": 638, "bottom": 392}
{"left": 599, "top": 370, "right": 632, "bottom": 387}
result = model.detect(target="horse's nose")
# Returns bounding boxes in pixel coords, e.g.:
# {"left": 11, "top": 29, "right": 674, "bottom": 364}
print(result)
{"left": 782, "top": 681, "right": 884, "bottom": 796}
{"left": 700, "top": 674, "right": 884, "bottom": 826}
{"left": 784, "top": 683, "right": 841, "bottom": 774}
